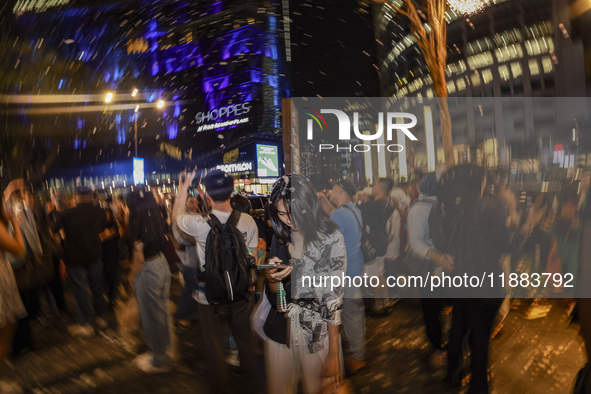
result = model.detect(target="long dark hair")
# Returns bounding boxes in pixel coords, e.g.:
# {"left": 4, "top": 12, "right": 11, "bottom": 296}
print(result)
{"left": 268, "top": 174, "right": 338, "bottom": 246}
{"left": 125, "top": 189, "right": 166, "bottom": 248}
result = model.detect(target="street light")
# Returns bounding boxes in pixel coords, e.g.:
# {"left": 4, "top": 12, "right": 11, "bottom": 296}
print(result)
{"left": 132, "top": 89, "right": 138, "bottom": 97}
{"left": 157, "top": 100, "right": 164, "bottom": 108}
{"left": 105, "top": 92, "right": 113, "bottom": 103}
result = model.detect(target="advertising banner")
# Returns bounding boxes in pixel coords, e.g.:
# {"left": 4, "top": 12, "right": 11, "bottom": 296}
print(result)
{"left": 256, "top": 144, "right": 279, "bottom": 177}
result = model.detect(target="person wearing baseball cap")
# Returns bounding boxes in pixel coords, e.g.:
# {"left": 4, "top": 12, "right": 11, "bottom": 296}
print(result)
{"left": 318, "top": 179, "right": 367, "bottom": 373}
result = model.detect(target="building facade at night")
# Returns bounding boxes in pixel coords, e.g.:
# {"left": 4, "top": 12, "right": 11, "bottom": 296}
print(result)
{"left": 1, "top": 0, "right": 288, "bottom": 192}
{"left": 372, "top": 0, "right": 591, "bottom": 183}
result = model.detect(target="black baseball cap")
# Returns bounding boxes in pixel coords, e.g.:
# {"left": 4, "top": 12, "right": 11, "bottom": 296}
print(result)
{"left": 203, "top": 169, "right": 234, "bottom": 202}
{"left": 329, "top": 179, "right": 356, "bottom": 197}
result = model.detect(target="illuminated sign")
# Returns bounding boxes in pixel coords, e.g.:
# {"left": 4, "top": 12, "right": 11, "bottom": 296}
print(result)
{"left": 196, "top": 102, "right": 251, "bottom": 132}
{"left": 216, "top": 161, "right": 254, "bottom": 174}
{"left": 256, "top": 145, "right": 279, "bottom": 177}
{"left": 133, "top": 157, "right": 144, "bottom": 185}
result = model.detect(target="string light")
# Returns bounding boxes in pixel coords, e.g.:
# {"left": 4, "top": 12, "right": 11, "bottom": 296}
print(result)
{"left": 447, "top": 0, "right": 491, "bottom": 16}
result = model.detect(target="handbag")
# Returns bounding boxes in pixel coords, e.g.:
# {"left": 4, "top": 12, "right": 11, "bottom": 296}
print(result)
{"left": 341, "top": 205, "right": 376, "bottom": 264}
{"left": 253, "top": 283, "right": 272, "bottom": 340}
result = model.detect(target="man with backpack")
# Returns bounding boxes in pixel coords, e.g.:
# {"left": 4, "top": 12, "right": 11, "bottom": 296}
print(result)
{"left": 173, "top": 169, "right": 261, "bottom": 394}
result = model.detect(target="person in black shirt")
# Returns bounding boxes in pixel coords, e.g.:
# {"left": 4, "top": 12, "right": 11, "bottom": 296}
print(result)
{"left": 102, "top": 207, "right": 121, "bottom": 316}
{"left": 51, "top": 186, "right": 108, "bottom": 337}
{"left": 359, "top": 178, "right": 394, "bottom": 313}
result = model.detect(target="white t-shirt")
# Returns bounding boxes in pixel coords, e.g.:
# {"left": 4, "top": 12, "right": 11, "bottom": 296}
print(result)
{"left": 176, "top": 209, "right": 259, "bottom": 304}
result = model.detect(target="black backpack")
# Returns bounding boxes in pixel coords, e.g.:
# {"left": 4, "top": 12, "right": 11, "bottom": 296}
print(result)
{"left": 202, "top": 210, "right": 252, "bottom": 305}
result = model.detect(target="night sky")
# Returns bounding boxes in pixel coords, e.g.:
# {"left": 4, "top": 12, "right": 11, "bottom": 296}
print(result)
{"left": 289, "top": 0, "right": 380, "bottom": 98}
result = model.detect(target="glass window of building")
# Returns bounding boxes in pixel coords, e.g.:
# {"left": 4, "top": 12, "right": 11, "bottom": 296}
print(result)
{"left": 426, "top": 88, "right": 434, "bottom": 97}
{"left": 467, "top": 52, "right": 494, "bottom": 69}
{"left": 528, "top": 58, "right": 540, "bottom": 76}
{"left": 525, "top": 37, "right": 554, "bottom": 56}
{"left": 510, "top": 62, "right": 523, "bottom": 78}
{"left": 471, "top": 73, "right": 481, "bottom": 87}
{"left": 467, "top": 37, "right": 494, "bottom": 56}
{"left": 494, "top": 44, "right": 523, "bottom": 63}
{"left": 456, "top": 77, "right": 466, "bottom": 91}
{"left": 494, "top": 28, "right": 523, "bottom": 47}
{"left": 482, "top": 69, "right": 493, "bottom": 84}
{"left": 498, "top": 64, "right": 511, "bottom": 81}
{"left": 446, "top": 60, "right": 466, "bottom": 76}
{"left": 525, "top": 21, "right": 553, "bottom": 39}
{"left": 542, "top": 56, "right": 553, "bottom": 73}
{"left": 447, "top": 80, "right": 456, "bottom": 94}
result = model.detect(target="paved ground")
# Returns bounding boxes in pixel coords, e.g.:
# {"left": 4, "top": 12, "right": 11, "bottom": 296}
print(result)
{"left": 4, "top": 295, "right": 585, "bottom": 394}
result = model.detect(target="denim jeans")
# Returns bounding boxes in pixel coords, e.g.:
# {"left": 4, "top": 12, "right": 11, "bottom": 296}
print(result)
{"left": 66, "top": 261, "right": 107, "bottom": 326}
{"left": 175, "top": 264, "right": 198, "bottom": 322}
{"left": 135, "top": 253, "right": 172, "bottom": 368}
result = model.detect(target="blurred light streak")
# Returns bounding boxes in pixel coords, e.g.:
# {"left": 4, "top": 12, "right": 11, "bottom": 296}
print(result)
{"left": 397, "top": 117, "right": 408, "bottom": 180}
{"left": 1, "top": 101, "right": 188, "bottom": 115}
{"left": 424, "top": 106, "right": 436, "bottom": 172}
{"left": 570, "top": 0, "right": 591, "bottom": 18}
{"left": 1, "top": 93, "right": 150, "bottom": 103}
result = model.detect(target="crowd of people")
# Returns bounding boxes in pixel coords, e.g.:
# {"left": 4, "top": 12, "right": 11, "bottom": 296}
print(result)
{"left": 0, "top": 164, "right": 590, "bottom": 394}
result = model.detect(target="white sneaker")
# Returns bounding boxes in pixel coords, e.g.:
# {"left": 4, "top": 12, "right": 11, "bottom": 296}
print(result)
{"left": 524, "top": 304, "right": 551, "bottom": 320}
{"left": 134, "top": 353, "right": 153, "bottom": 366}
{"left": 135, "top": 353, "right": 172, "bottom": 374}
{"left": 0, "top": 380, "right": 24, "bottom": 394}
{"left": 67, "top": 324, "right": 95, "bottom": 337}
{"left": 225, "top": 349, "right": 240, "bottom": 367}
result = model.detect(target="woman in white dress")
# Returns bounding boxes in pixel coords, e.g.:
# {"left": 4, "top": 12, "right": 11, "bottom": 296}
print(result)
{"left": 0, "top": 180, "right": 27, "bottom": 393}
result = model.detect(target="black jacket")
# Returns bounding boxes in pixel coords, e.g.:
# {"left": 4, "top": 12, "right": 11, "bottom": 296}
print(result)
{"left": 51, "top": 203, "right": 108, "bottom": 267}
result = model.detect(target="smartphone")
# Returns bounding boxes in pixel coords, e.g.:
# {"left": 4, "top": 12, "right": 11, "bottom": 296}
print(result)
{"left": 257, "top": 264, "right": 290, "bottom": 270}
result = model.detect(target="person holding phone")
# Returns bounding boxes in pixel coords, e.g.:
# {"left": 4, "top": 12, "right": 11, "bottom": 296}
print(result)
{"left": 255, "top": 174, "right": 346, "bottom": 394}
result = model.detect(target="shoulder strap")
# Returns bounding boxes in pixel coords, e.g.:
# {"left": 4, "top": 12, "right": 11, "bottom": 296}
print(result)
{"left": 227, "top": 209, "right": 241, "bottom": 228}
{"left": 342, "top": 204, "right": 362, "bottom": 231}
{"left": 205, "top": 213, "right": 222, "bottom": 235}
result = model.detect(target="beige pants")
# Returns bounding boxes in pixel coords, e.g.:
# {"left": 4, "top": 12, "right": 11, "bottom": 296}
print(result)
{"left": 265, "top": 303, "right": 343, "bottom": 394}
{"left": 265, "top": 336, "right": 329, "bottom": 394}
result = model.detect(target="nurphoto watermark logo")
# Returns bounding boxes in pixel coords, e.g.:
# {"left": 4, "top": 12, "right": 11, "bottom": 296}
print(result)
{"left": 303, "top": 106, "right": 419, "bottom": 153}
